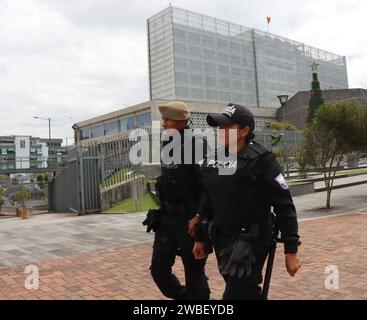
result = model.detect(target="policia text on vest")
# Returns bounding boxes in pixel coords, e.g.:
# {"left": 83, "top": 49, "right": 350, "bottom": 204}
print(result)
{"left": 193, "top": 103, "right": 301, "bottom": 300}
{"left": 142, "top": 102, "right": 301, "bottom": 300}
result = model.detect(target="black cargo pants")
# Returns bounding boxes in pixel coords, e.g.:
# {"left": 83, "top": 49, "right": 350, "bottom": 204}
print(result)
{"left": 150, "top": 212, "right": 210, "bottom": 300}
{"left": 211, "top": 225, "right": 269, "bottom": 300}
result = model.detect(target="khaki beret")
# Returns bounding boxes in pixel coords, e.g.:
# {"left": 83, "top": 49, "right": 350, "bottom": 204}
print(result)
{"left": 158, "top": 101, "right": 190, "bottom": 120}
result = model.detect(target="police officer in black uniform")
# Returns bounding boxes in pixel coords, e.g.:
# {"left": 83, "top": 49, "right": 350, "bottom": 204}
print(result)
{"left": 193, "top": 103, "right": 302, "bottom": 300}
{"left": 144, "top": 101, "right": 210, "bottom": 300}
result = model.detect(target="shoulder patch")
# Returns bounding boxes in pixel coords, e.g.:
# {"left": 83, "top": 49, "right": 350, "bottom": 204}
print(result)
{"left": 239, "top": 142, "right": 270, "bottom": 160}
{"left": 247, "top": 142, "right": 270, "bottom": 155}
{"left": 275, "top": 173, "right": 289, "bottom": 190}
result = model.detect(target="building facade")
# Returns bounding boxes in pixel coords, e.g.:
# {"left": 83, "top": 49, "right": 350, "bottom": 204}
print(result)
{"left": 147, "top": 6, "right": 349, "bottom": 108}
{"left": 72, "top": 99, "right": 277, "bottom": 145}
{"left": 277, "top": 88, "right": 367, "bottom": 129}
{"left": 0, "top": 136, "right": 67, "bottom": 170}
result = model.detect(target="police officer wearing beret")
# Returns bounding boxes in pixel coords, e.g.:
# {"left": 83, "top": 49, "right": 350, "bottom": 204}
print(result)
{"left": 192, "top": 103, "right": 302, "bottom": 300}
{"left": 145, "top": 101, "right": 210, "bottom": 300}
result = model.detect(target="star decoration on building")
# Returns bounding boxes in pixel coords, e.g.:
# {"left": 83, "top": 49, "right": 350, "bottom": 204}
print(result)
{"left": 311, "top": 62, "right": 319, "bottom": 73}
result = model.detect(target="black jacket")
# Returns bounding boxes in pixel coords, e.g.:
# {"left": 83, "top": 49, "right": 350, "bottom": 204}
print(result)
{"left": 158, "top": 127, "right": 208, "bottom": 218}
{"left": 198, "top": 141, "right": 300, "bottom": 253}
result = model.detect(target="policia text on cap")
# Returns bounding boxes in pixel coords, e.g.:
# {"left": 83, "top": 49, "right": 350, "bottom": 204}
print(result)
{"left": 193, "top": 103, "right": 302, "bottom": 300}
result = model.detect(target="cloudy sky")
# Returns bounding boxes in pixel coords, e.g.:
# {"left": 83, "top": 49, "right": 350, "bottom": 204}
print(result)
{"left": 0, "top": 0, "right": 366, "bottom": 143}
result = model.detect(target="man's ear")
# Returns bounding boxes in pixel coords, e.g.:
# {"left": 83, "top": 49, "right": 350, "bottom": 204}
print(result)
{"left": 241, "top": 126, "right": 250, "bottom": 139}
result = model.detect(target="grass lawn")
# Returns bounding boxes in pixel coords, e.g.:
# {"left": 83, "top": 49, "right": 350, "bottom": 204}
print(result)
{"left": 32, "top": 204, "right": 49, "bottom": 210}
{"left": 103, "top": 193, "right": 158, "bottom": 213}
{"left": 287, "top": 168, "right": 367, "bottom": 185}
{"left": 101, "top": 168, "right": 131, "bottom": 189}
{"left": 335, "top": 168, "right": 367, "bottom": 176}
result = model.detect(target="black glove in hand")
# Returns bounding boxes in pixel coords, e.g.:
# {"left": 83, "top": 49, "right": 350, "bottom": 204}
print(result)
{"left": 221, "top": 238, "right": 256, "bottom": 278}
{"left": 142, "top": 209, "right": 161, "bottom": 233}
{"left": 218, "top": 244, "right": 233, "bottom": 275}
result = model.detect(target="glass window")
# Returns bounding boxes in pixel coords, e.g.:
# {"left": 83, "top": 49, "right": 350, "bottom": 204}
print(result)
{"left": 204, "top": 62, "right": 216, "bottom": 74}
{"left": 202, "top": 35, "right": 215, "bottom": 46}
{"left": 189, "top": 60, "right": 202, "bottom": 72}
{"left": 191, "top": 88, "right": 203, "bottom": 99}
{"left": 189, "top": 46, "right": 201, "bottom": 57}
{"left": 231, "top": 67, "right": 242, "bottom": 77}
{"left": 173, "top": 28, "right": 186, "bottom": 40}
{"left": 216, "top": 39, "right": 228, "bottom": 49}
{"left": 174, "top": 57, "right": 187, "bottom": 69}
{"left": 190, "top": 74, "right": 203, "bottom": 85}
{"left": 80, "top": 128, "right": 90, "bottom": 140}
{"left": 136, "top": 112, "right": 152, "bottom": 127}
{"left": 230, "top": 55, "right": 241, "bottom": 65}
{"left": 205, "top": 76, "right": 217, "bottom": 87}
{"left": 217, "top": 52, "right": 228, "bottom": 62}
{"left": 187, "top": 31, "right": 201, "bottom": 44}
{"left": 203, "top": 49, "right": 215, "bottom": 60}
{"left": 176, "top": 86, "right": 189, "bottom": 97}
{"left": 231, "top": 93, "right": 243, "bottom": 103}
{"left": 120, "top": 116, "right": 136, "bottom": 131}
{"left": 174, "top": 42, "right": 186, "bottom": 55}
{"left": 218, "top": 65, "right": 229, "bottom": 76}
{"left": 230, "top": 41, "right": 240, "bottom": 52}
{"left": 175, "top": 71, "right": 188, "bottom": 83}
{"left": 104, "top": 121, "right": 118, "bottom": 135}
{"left": 218, "top": 78, "right": 230, "bottom": 88}
{"left": 206, "top": 90, "right": 218, "bottom": 100}
{"left": 231, "top": 79, "right": 243, "bottom": 90}
{"left": 219, "top": 92, "right": 230, "bottom": 101}
{"left": 91, "top": 125, "right": 104, "bottom": 138}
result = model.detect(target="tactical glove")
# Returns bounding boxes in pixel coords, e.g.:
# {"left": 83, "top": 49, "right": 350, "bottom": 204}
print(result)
{"left": 142, "top": 209, "right": 161, "bottom": 233}
{"left": 220, "top": 234, "right": 256, "bottom": 278}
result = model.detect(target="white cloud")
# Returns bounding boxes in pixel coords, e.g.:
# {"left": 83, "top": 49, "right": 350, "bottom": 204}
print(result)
{"left": 0, "top": 0, "right": 366, "bottom": 141}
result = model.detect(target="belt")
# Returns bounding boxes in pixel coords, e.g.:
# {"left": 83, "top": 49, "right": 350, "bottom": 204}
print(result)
{"left": 214, "top": 222, "right": 260, "bottom": 239}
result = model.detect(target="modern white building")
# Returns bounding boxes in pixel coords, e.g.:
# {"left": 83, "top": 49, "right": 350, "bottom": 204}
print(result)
{"left": 0, "top": 136, "right": 66, "bottom": 170}
{"left": 72, "top": 99, "right": 277, "bottom": 145}
{"left": 147, "top": 6, "right": 349, "bottom": 108}
{"left": 14, "top": 136, "right": 31, "bottom": 169}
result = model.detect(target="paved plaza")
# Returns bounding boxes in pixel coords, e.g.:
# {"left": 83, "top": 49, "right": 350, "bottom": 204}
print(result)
{"left": 0, "top": 183, "right": 366, "bottom": 300}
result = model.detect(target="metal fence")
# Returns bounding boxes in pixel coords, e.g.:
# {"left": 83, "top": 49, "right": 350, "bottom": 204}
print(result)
{"left": 49, "top": 128, "right": 305, "bottom": 213}
{"left": 48, "top": 148, "right": 101, "bottom": 214}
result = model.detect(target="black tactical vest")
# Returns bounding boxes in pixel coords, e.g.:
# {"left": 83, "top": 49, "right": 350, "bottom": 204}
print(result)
{"left": 201, "top": 142, "right": 271, "bottom": 227}
{"left": 157, "top": 128, "right": 205, "bottom": 216}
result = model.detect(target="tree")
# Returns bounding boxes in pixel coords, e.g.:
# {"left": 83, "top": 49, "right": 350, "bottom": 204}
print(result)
{"left": 306, "top": 63, "right": 325, "bottom": 125}
{"left": 296, "top": 144, "right": 313, "bottom": 179}
{"left": 268, "top": 121, "right": 297, "bottom": 131}
{"left": 14, "top": 187, "right": 31, "bottom": 209}
{"left": 300, "top": 100, "right": 367, "bottom": 208}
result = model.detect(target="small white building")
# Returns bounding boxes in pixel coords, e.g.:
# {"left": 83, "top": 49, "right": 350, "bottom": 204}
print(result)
{"left": 14, "top": 136, "right": 31, "bottom": 169}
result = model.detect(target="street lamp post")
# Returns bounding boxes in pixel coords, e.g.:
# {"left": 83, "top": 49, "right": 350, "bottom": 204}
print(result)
{"left": 277, "top": 95, "right": 289, "bottom": 179}
{"left": 34, "top": 116, "right": 51, "bottom": 140}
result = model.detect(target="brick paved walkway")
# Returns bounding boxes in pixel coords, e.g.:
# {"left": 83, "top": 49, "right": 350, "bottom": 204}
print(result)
{"left": 0, "top": 213, "right": 366, "bottom": 300}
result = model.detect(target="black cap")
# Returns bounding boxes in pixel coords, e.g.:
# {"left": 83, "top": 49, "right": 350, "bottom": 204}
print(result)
{"left": 206, "top": 103, "right": 255, "bottom": 132}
